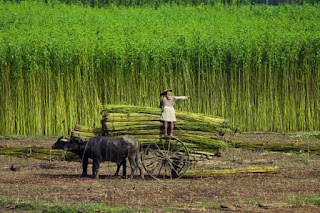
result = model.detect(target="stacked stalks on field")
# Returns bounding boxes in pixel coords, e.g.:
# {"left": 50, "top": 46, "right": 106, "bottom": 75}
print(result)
{"left": 71, "top": 105, "right": 233, "bottom": 153}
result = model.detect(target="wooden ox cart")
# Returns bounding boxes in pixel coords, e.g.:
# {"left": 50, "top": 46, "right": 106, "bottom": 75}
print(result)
{"left": 71, "top": 106, "right": 229, "bottom": 179}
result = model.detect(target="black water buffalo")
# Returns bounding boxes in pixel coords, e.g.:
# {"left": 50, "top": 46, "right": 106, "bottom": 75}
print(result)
{"left": 53, "top": 135, "right": 144, "bottom": 179}
{"left": 52, "top": 136, "right": 126, "bottom": 177}
{"left": 52, "top": 136, "right": 127, "bottom": 177}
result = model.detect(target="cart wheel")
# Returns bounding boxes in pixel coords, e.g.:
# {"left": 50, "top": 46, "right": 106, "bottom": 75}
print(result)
{"left": 142, "top": 136, "right": 190, "bottom": 180}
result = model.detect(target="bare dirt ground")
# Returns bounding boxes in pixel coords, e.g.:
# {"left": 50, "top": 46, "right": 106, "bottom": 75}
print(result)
{"left": 0, "top": 134, "right": 319, "bottom": 212}
{"left": 224, "top": 131, "right": 320, "bottom": 146}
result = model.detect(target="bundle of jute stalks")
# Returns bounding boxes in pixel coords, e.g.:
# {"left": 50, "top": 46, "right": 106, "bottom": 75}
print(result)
{"left": 185, "top": 166, "right": 279, "bottom": 175}
{"left": 71, "top": 105, "right": 234, "bottom": 153}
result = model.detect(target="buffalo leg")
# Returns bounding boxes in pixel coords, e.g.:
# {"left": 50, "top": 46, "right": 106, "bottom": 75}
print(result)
{"left": 122, "top": 159, "right": 127, "bottom": 177}
{"left": 128, "top": 154, "right": 136, "bottom": 179}
{"left": 113, "top": 159, "right": 127, "bottom": 178}
{"left": 114, "top": 164, "right": 121, "bottom": 176}
{"left": 92, "top": 158, "right": 100, "bottom": 179}
{"left": 136, "top": 152, "right": 144, "bottom": 179}
{"left": 81, "top": 156, "right": 89, "bottom": 177}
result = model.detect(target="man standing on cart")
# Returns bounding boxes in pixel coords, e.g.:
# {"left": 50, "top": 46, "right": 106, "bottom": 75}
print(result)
{"left": 159, "top": 89, "right": 190, "bottom": 138}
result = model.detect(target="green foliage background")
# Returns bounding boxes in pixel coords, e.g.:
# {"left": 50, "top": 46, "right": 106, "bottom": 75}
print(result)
{"left": 4, "top": 0, "right": 318, "bottom": 7}
{"left": 0, "top": 1, "right": 319, "bottom": 135}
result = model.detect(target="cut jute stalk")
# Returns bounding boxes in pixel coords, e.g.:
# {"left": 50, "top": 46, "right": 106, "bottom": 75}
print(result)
{"left": 185, "top": 166, "right": 279, "bottom": 175}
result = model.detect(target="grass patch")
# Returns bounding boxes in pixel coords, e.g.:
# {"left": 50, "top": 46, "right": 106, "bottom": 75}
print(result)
{"left": 0, "top": 196, "right": 153, "bottom": 212}
{"left": 290, "top": 195, "right": 320, "bottom": 207}
{"left": 307, "top": 197, "right": 320, "bottom": 206}
{"left": 201, "top": 201, "right": 218, "bottom": 209}
{"left": 290, "top": 132, "right": 320, "bottom": 139}
{"left": 165, "top": 207, "right": 177, "bottom": 212}
{"left": 138, "top": 207, "right": 153, "bottom": 212}
{"left": 294, "top": 158, "right": 309, "bottom": 164}
{"left": 248, "top": 199, "right": 263, "bottom": 204}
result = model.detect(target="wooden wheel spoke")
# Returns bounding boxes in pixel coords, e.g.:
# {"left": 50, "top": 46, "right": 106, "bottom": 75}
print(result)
{"left": 157, "top": 162, "right": 164, "bottom": 177}
{"left": 154, "top": 150, "right": 165, "bottom": 158}
{"left": 170, "top": 140, "right": 178, "bottom": 153}
{"left": 143, "top": 156, "right": 158, "bottom": 161}
{"left": 149, "top": 160, "right": 162, "bottom": 173}
{"left": 170, "top": 159, "right": 183, "bottom": 171}
{"left": 171, "top": 146, "right": 186, "bottom": 157}
{"left": 168, "top": 161, "right": 181, "bottom": 177}
{"left": 152, "top": 141, "right": 162, "bottom": 152}
{"left": 163, "top": 163, "right": 167, "bottom": 179}
{"left": 169, "top": 164, "right": 173, "bottom": 179}
{"left": 146, "top": 158, "right": 161, "bottom": 167}
{"left": 161, "top": 138, "right": 166, "bottom": 152}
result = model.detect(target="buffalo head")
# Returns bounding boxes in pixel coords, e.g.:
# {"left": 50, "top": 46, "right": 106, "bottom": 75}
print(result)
{"left": 63, "top": 136, "right": 88, "bottom": 153}
{"left": 52, "top": 136, "right": 69, "bottom": 149}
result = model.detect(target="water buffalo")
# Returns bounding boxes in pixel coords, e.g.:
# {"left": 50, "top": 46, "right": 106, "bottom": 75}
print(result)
{"left": 53, "top": 135, "right": 144, "bottom": 179}
{"left": 52, "top": 136, "right": 126, "bottom": 177}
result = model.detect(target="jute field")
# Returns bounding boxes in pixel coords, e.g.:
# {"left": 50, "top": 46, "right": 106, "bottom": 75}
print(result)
{"left": 0, "top": 0, "right": 319, "bottom": 212}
